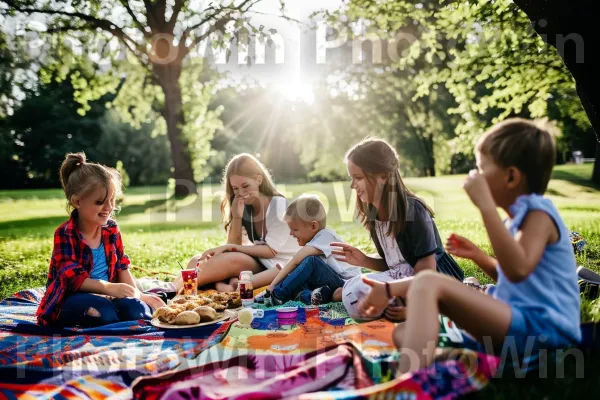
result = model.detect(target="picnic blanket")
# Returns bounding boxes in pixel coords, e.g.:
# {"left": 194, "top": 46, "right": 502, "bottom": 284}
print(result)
{"left": 0, "top": 288, "right": 505, "bottom": 399}
{"left": 0, "top": 288, "right": 232, "bottom": 399}
{"left": 131, "top": 306, "right": 500, "bottom": 400}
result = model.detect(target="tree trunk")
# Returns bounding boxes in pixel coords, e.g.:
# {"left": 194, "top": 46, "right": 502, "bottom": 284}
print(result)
{"left": 425, "top": 134, "right": 435, "bottom": 177}
{"left": 593, "top": 142, "right": 600, "bottom": 185}
{"left": 513, "top": 0, "right": 600, "bottom": 185}
{"left": 154, "top": 63, "right": 196, "bottom": 197}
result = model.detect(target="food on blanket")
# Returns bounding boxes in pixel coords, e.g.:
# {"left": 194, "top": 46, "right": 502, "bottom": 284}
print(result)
{"left": 154, "top": 307, "right": 180, "bottom": 324}
{"left": 237, "top": 308, "right": 254, "bottom": 326}
{"left": 172, "top": 296, "right": 195, "bottom": 305}
{"left": 228, "top": 295, "right": 242, "bottom": 309}
{"left": 174, "top": 310, "right": 201, "bottom": 325}
{"left": 210, "top": 293, "right": 230, "bottom": 303}
{"left": 207, "top": 302, "right": 227, "bottom": 312}
{"left": 193, "top": 306, "right": 218, "bottom": 322}
{"left": 198, "top": 289, "right": 218, "bottom": 297}
{"left": 194, "top": 297, "right": 213, "bottom": 306}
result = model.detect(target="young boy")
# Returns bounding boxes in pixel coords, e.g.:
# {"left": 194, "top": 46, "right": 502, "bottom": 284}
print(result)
{"left": 267, "top": 195, "right": 361, "bottom": 305}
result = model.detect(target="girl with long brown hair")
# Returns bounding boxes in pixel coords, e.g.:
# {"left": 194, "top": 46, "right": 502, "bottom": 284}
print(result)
{"left": 178, "top": 153, "right": 300, "bottom": 292}
{"left": 331, "top": 138, "right": 463, "bottom": 320}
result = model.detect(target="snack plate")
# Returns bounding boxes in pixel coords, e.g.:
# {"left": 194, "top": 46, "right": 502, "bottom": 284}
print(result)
{"left": 151, "top": 309, "right": 236, "bottom": 329}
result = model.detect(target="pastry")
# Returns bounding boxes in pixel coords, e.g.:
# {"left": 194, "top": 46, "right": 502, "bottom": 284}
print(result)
{"left": 155, "top": 307, "right": 179, "bottom": 324}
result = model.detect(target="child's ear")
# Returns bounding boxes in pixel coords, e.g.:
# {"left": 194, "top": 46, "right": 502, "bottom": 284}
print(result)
{"left": 256, "top": 175, "right": 263, "bottom": 186}
{"left": 311, "top": 221, "right": 319, "bottom": 231}
{"left": 506, "top": 167, "right": 521, "bottom": 189}
{"left": 71, "top": 195, "right": 80, "bottom": 209}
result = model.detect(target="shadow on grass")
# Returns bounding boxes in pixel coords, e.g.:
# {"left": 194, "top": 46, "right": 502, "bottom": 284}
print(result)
{"left": 466, "top": 346, "right": 600, "bottom": 399}
{"left": 551, "top": 169, "right": 600, "bottom": 191}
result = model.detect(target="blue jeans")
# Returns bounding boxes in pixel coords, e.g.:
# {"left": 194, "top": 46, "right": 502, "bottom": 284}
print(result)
{"left": 57, "top": 293, "right": 152, "bottom": 327}
{"left": 273, "top": 256, "right": 345, "bottom": 303}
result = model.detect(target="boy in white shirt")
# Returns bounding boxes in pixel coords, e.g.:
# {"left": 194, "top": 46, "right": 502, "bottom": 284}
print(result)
{"left": 267, "top": 195, "right": 360, "bottom": 305}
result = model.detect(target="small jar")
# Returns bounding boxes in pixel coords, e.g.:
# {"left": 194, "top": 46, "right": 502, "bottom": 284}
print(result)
{"left": 238, "top": 271, "right": 254, "bottom": 307}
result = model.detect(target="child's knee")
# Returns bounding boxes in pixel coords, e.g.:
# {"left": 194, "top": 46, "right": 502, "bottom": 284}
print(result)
{"left": 408, "top": 270, "right": 441, "bottom": 296}
{"left": 187, "top": 255, "right": 202, "bottom": 268}
{"left": 299, "top": 255, "right": 320, "bottom": 267}
{"left": 85, "top": 305, "right": 119, "bottom": 325}
{"left": 115, "top": 297, "right": 151, "bottom": 321}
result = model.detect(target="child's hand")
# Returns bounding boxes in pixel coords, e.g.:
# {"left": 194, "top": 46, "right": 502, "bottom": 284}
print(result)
{"left": 357, "top": 277, "right": 389, "bottom": 317}
{"left": 267, "top": 284, "right": 275, "bottom": 292}
{"left": 331, "top": 242, "right": 368, "bottom": 267}
{"left": 107, "top": 283, "right": 140, "bottom": 299}
{"left": 445, "top": 233, "right": 481, "bottom": 261}
{"left": 232, "top": 196, "right": 245, "bottom": 220}
{"left": 463, "top": 169, "right": 496, "bottom": 212}
{"left": 384, "top": 305, "right": 407, "bottom": 322}
{"left": 200, "top": 245, "right": 230, "bottom": 261}
{"left": 140, "top": 293, "right": 166, "bottom": 311}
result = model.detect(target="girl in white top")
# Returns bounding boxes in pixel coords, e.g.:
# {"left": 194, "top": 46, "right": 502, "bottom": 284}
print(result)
{"left": 180, "top": 154, "right": 300, "bottom": 292}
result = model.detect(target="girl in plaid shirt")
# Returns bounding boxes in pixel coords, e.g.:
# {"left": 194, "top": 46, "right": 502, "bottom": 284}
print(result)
{"left": 37, "top": 152, "right": 164, "bottom": 326}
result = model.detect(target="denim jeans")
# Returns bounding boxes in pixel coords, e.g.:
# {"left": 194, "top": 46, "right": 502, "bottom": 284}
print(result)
{"left": 272, "top": 256, "right": 345, "bottom": 303}
{"left": 57, "top": 292, "right": 152, "bottom": 327}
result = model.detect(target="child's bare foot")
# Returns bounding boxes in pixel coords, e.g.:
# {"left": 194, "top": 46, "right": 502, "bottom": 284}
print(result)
{"left": 333, "top": 287, "right": 343, "bottom": 302}
{"left": 228, "top": 277, "right": 239, "bottom": 291}
{"left": 215, "top": 281, "right": 235, "bottom": 292}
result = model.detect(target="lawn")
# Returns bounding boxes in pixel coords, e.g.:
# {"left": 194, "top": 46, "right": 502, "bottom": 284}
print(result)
{"left": 0, "top": 163, "right": 599, "bottom": 397}
{"left": 1, "top": 164, "right": 598, "bottom": 304}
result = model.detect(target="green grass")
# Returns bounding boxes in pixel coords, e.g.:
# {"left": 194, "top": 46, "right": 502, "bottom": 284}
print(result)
{"left": 1, "top": 164, "right": 598, "bottom": 304}
{"left": 0, "top": 163, "right": 599, "bottom": 397}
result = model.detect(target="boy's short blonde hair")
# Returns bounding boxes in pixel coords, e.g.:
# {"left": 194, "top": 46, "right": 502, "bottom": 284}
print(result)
{"left": 285, "top": 195, "right": 327, "bottom": 228}
{"left": 476, "top": 118, "right": 557, "bottom": 194}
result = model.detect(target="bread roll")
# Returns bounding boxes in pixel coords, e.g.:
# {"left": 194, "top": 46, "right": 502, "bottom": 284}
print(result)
{"left": 193, "top": 306, "right": 217, "bottom": 322}
{"left": 173, "top": 310, "right": 201, "bottom": 325}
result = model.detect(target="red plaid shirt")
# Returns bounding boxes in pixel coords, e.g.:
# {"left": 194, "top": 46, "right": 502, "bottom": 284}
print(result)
{"left": 36, "top": 210, "right": 131, "bottom": 325}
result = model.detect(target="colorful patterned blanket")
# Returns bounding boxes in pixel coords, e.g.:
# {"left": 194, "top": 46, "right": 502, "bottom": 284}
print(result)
{"left": 131, "top": 307, "right": 500, "bottom": 399}
{"left": 0, "top": 289, "right": 232, "bottom": 399}
{"left": 0, "top": 288, "right": 501, "bottom": 399}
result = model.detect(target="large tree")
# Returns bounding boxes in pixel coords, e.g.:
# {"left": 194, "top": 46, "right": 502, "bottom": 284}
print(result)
{"left": 1, "top": 0, "right": 278, "bottom": 194}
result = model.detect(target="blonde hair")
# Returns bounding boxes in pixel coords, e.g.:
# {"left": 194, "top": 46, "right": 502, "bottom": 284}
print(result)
{"left": 285, "top": 195, "right": 327, "bottom": 229}
{"left": 59, "top": 152, "right": 122, "bottom": 214}
{"left": 345, "top": 137, "right": 433, "bottom": 237}
{"left": 220, "top": 153, "right": 282, "bottom": 231}
{"left": 476, "top": 118, "right": 557, "bottom": 194}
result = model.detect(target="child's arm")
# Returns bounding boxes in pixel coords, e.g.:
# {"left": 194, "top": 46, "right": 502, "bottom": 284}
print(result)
{"left": 79, "top": 278, "right": 137, "bottom": 297}
{"left": 330, "top": 242, "right": 388, "bottom": 271}
{"left": 481, "top": 209, "right": 554, "bottom": 282}
{"left": 117, "top": 269, "right": 166, "bottom": 309}
{"left": 413, "top": 254, "right": 436, "bottom": 274}
{"left": 269, "top": 246, "right": 323, "bottom": 289}
{"left": 446, "top": 234, "right": 498, "bottom": 281}
{"left": 464, "top": 170, "right": 556, "bottom": 283}
{"left": 118, "top": 269, "right": 137, "bottom": 288}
